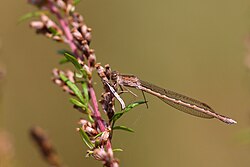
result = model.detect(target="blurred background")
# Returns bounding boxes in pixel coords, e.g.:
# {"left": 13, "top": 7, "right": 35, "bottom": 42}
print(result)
{"left": 1, "top": 0, "right": 250, "bottom": 166}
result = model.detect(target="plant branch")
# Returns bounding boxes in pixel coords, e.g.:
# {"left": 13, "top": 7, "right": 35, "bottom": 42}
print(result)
{"left": 48, "top": 0, "right": 80, "bottom": 58}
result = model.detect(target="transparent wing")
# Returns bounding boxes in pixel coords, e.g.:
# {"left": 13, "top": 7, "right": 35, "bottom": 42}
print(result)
{"left": 140, "top": 80, "right": 215, "bottom": 119}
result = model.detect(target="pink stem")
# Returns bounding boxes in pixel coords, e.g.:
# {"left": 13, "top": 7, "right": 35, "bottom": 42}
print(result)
{"left": 48, "top": 0, "right": 79, "bottom": 58}
{"left": 88, "top": 85, "right": 105, "bottom": 131}
{"left": 89, "top": 84, "right": 113, "bottom": 152}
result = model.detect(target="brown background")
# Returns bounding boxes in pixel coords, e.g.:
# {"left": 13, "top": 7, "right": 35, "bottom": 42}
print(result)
{"left": 1, "top": 0, "right": 250, "bottom": 167}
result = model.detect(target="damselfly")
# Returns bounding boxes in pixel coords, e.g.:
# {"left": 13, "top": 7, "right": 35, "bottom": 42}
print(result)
{"left": 110, "top": 71, "right": 237, "bottom": 124}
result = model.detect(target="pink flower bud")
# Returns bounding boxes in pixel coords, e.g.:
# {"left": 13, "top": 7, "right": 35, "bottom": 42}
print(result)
{"left": 30, "top": 21, "right": 44, "bottom": 29}
{"left": 56, "top": 0, "right": 66, "bottom": 9}
{"left": 72, "top": 29, "right": 83, "bottom": 41}
{"left": 93, "top": 148, "right": 107, "bottom": 161}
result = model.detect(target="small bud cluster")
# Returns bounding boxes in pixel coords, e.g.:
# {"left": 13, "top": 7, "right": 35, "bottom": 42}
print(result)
{"left": 29, "top": 0, "right": 96, "bottom": 68}
{"left": 92, "top": 148, "right": 119, "bottom": 167}
{"left": 77, "top": 119, "right": 119, "bottom": 166}
{"left": 30, "top": 14, "right": 64, "bottom": 42}
{"left": 78, "top": 119, "right": 112, "bottom": 146}
{"left": 52, "top": 68, "right": 75, "bottom": 95}
{"left": 78, "top": 119, "right": 98, "bottom": 137}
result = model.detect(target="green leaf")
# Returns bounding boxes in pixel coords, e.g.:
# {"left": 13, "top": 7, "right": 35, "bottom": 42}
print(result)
{"left": 111, "top": 100, "right": 146, "bottom": 122}
{"left": 82, "top": 82, "right": 89, "bottom": 102}
{"left": 48, "top": 27, "right": 60, "bottom": 36}
{"left": 73, "top": 0, "right": 81, "bottom": 5}
{"left": 59, "top": 57, "right": 70, "bottom": 64}
{"left": 69, "top": 98, "right": 87, "bottom": 108}
{"left": 64, "top": 53, "right": 82, "bottom": 72}
{"left": 58, "top": 50, "right": 74, "bottom": 64}
{"left": 59, "top": 73, "right": 85, "bottom": 103}
{"left": 124, "top": 100, "right": 146, "bottom": 113}
{"left": 111, "top": 111, "right": 124, "bottom": 122}
{"left": 113, "top": 148, "right": 123, "bottom": 152}
{"left": 57, "top": 49, "right": 74, "bottom": 56}
{"left": 18, "top": 11, "right": 47, "bottom": 23}
{"left": 94, "top": 132, "right": 104, "bottom": 139}
{"left": 88, "top": 114, "right": 95, "bottom": 123}
{"left": 78, "top": 128, "right": 94, "bottom": 149}
{"left": 113, "top": 125, "right": 134, "bottom": 133}
{"left": 75, "top": 72, "right": 83, "bottom": 78}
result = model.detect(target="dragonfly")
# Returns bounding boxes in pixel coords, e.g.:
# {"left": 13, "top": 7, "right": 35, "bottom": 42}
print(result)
{"left": 109, "top": 71, "right": 237, "bottom": 124}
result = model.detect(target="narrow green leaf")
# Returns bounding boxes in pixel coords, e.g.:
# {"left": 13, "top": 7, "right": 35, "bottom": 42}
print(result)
{"left": 18, "top": 11, "right": 47, "bottom": 23}
{"left": 58, "top": 49, "right": 74, "bottom": 64}
{"left": 111, "top": 111, "right": 124, "bottom": 122}
{"left": 69, "top": 98, "right": 87, "bottom": 108}
{"left": 113, "top": 125, "right": 134, "bottom": 133}
{"left": 57, "top": 50, "right": 74, "bottom": 64}
{"left": 48, "top": 27, "right": 60, "bottom": 36}
{"left": 80, "top": 67, "right": 88, "bottom": 76}
{"left": 75, "top": 72, "right": 83, "bottom": 78}
{"left": 73, "top": 0, "right": 81, "bottom": 5}
{"left": 111, "top": 101, "right": 146, "bottom": 122}
{"left": 59, "top": 57, "right": 69, "bottom": 64}
{"left": 78, "top": 128, "right": 94, "bottom": 149}
{"left": 64, "top": 53, "right": 82, "bottom": 72}
{"left": 57, "top": 49, "right": 74, "bottom": 56}
{"left": 88, "top": 114, "right": 95, "bottom": 123}
{"left": 82, "top": 82, "right": 89, "bottom": 102}
{"left": 113, "top": 148, "right": 123, "bottom": 152}
{"left": 124, "top": 100, "right": 146, "bottom": 113}
{"left": 94, "top": 132, "right": 104, "bottom": 139}
{"left": 59, "top": 73, "right": 85, "bottom": 103}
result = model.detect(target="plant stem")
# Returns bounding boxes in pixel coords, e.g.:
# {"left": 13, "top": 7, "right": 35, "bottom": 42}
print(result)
{"left": 89, "top": 84, "right": 113, "bottom": 152}
{"left": 48, "top": 0, "right": 80, "bottom": 58}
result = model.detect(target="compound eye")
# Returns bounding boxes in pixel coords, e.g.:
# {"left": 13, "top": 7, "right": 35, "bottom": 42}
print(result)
{"left": 111, "top": 71, "right": 118, "bottom": 81}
